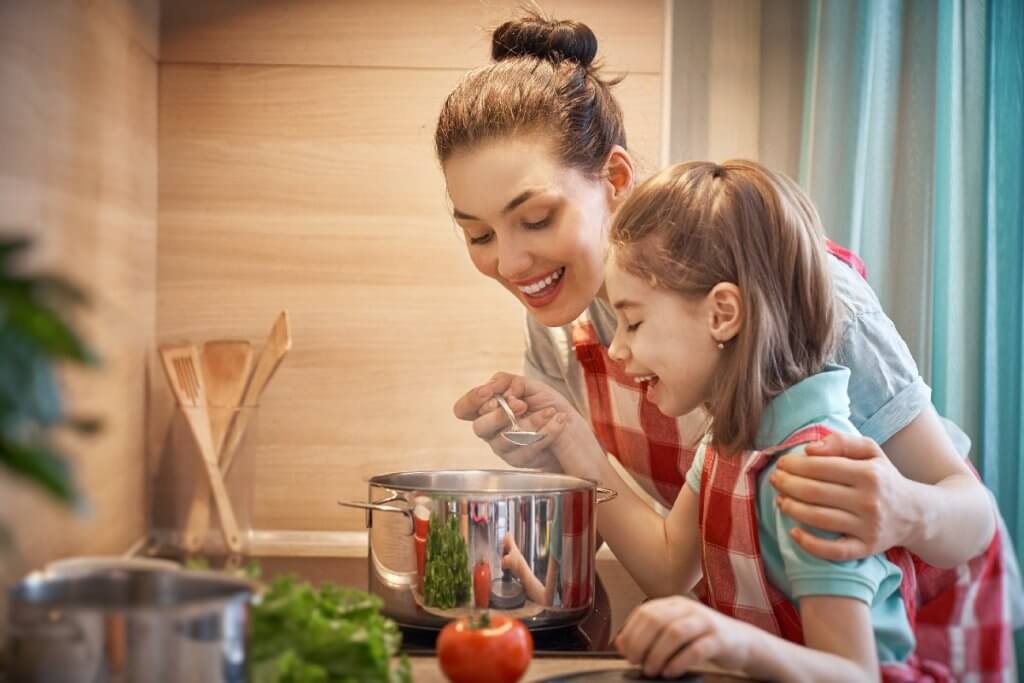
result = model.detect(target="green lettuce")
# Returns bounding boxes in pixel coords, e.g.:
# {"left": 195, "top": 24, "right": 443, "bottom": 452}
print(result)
{"left": 249, "top": 575, "right": 411, "bottom": 683}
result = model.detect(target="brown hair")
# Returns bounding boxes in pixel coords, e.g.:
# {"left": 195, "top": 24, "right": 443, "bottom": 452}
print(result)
{"left": 435, "top": 10, "right": 626, "bottom": 176}
{"left": 610, "top": 160, "right": 838, "bottom": 454}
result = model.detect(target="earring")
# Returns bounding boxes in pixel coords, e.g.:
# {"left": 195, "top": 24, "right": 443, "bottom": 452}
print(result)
{"left": 716, "top": 341, "right": 725, "bottom": 350}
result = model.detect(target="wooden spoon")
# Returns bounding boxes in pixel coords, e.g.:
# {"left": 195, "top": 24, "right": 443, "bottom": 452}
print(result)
{"left": 159, "top": 343, "right": 243, "bottom": 554}
{"left": 221, "top": 310, "right": 292, "bottom": 475}
{"left": 200, "top": 340, "right": 253, "bottom": 458}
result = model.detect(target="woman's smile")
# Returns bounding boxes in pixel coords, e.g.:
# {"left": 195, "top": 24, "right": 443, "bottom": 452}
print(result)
{"left": 443, "top": 136, "right": 614, "bottom": 327}
{"left": 512, "top": 267, "right": 566, "bottom": 308}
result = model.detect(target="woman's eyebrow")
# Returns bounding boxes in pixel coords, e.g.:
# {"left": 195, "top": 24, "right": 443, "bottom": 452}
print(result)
{"left": 452, "top": 188, "right": 543, "bottom": 221}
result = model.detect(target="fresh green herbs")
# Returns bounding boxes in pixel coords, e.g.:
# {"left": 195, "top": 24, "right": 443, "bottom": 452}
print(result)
{"left": 249, "top": 575, "right": 411, "bottom": 683}
{"left": 184, "top": 556, "right": 261, "bottom": 580}
{"left": 422, "top": 512, "right": 471, "bottom": 609}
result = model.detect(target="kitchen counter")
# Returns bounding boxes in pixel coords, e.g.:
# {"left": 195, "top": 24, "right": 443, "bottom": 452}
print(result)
{"left": 144, "top": 546, "right": 747, "bottom": 682}
{"left": 411, "top": 656, "right": 746, "bottom": 682}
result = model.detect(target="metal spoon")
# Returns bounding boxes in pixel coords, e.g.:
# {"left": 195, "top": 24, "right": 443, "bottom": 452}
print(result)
{"left": 493, "top": 394, "right": 544, "bottom": 446}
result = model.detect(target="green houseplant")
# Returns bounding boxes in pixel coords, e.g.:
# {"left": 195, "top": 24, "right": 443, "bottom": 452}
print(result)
{"left": 0, "top": 236, "right": 100, "bottom": 524}
{"left": 0, "top": 235, "right": 101, "bottom": 676}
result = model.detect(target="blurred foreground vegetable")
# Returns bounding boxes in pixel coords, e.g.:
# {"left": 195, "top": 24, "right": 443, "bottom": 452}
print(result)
{"left": 249, "top": 575, "right": 411, "bottom": 683}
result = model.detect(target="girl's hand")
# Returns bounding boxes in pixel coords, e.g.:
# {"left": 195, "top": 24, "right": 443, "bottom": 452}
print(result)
{"left": 500, "top": 533, "right": 528, "bottom": 576}
{"left": 452, "top": 372, "right": 575, "bottom": 470}
{"left": 770, "top": 432, "right": 911, "bottom": 561}
{"left": 615, "top": 596, "right": 757, "bottom": 678}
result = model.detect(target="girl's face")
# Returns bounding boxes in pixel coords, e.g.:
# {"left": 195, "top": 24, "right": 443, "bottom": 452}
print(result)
{"left": 605, "top": 252, "right": 723, "bottom": 418}
{"left": 443, "top": 136, "right": 618, "bottom": 327}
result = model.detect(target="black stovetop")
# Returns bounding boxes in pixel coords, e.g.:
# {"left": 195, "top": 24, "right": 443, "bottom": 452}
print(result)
{"left": 397, "top": 575, "right": 616, "bottom": 657}
{"left": 399, "top": 622, "right": 614, "bottom": 657}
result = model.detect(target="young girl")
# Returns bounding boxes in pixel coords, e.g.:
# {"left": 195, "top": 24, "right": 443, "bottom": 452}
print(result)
{"left": 498, "top": 160, "right": 944, "bottom": 680}
{"left": 440, "top": 11, "right": 1014, "bottom": 679}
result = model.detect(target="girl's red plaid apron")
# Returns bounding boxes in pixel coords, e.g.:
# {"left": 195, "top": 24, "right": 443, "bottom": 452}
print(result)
{"left": 571, "top": 241, "right": 1014, "bottom": 680}
{"left": 697, "top": 424, "right": 957, "bottom": 680}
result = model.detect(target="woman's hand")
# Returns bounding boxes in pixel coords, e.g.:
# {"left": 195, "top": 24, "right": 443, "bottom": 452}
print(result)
{"left": 770, "top": 432, "right": 912, "bottom": 561}
{"left": 773, "top": 408, "right": 996, "bottom": 568}
{"left": 615, "top": 597, "right": 757, "bottom": 678}
{"left": 452, "top": 372, "right": 574, "bottom": 470}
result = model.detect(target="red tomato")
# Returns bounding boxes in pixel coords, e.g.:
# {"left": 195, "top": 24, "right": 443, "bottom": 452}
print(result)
{"left": 437, "top": 613, "right": 533, "bottom": 683}
{"left": 472, "top": 560, "right": 491, "bottom": 608}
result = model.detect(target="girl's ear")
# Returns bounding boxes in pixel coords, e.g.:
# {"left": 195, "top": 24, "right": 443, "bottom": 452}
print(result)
{"left": 604, "top": 145, "right": 635, "bottom": 209}
{"left": 708, "top": 283, "right": 743, "bottom": 343}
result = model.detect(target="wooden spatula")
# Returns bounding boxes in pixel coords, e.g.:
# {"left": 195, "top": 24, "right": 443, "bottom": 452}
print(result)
{"left": 159, "top": 343, "right": 244, "bottom": 554}
{"left": 221, "top": 310, "right": 292, "bottom": 475}
{"left": 200, "top": 340, "right": 253, "bottom": 458}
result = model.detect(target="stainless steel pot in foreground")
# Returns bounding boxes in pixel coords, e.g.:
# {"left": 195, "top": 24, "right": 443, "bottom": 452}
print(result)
{"left": 340, "top": 469, "right": 616, "bottom": 630}
{"left": 6, "top": 568, "right": 254, "bottom": 682}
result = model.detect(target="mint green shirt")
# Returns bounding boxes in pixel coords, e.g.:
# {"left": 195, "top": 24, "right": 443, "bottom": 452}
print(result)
{"left": 686, "top": 365, "right": 915, "bottom": 663}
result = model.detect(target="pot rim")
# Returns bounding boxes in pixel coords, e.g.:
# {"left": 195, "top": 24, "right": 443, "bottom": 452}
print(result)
{"left": 8, "top": 568, "right": 257, "bottom": 615}
{"left": 367, "top": 468, "right": 599, "bottom": 495}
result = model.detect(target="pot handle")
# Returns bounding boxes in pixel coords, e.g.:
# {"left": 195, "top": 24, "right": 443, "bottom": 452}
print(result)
{"left": 338, "top": 495, "right": 414, "bottom": 535}
{"left": 596, "top": 486, "right": 618, "bottom": 503}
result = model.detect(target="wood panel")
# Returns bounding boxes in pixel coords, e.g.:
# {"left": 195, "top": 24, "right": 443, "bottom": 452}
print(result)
{"left": 161, "top": 0, "right": 664, "bottom": 73}
{"left": 707, "top": 0, "right": 761, "bottom": 162}
{"left": 669, "top": 0, "right": 712, "bottom": 163}
{"left": 0, "top": 0, "right": 157, "bottom": 575}
{"left": 759, "top": 0, "right": 808, "bottom": 179}
{"left": 157, "top": 2, "right": 664, "bottom": 533}
{"left": 668, "top": 0, "right": 807, "bottom": 174}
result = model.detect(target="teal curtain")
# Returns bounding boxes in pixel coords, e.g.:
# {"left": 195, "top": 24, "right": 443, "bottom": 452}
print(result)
{"left": 979, "top": 0, "right": 1024, "bottom": 660}
{"left": 799, "top": 0, "right": 1023, "bottom": 655}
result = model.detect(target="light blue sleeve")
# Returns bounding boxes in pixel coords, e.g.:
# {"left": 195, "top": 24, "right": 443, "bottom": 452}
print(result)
{"left": 759, "top": 448, "right": 901, "bottom": 603}
{"left": 685, "top": 442, "right": 706, "bottom": 494}
{"left": 833, "top": 309, "right": 932, "bottom": 447}
{"left": 830, "top": 258, "right": 972, "bottom": 457}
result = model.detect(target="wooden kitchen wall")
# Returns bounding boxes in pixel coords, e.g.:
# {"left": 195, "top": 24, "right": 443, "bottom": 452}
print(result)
{"left": 0, "top": 0, "right": 158, "bottom": 572}
{"left": 669, "top": 0, "right": 808, "bottom": 178}
{"left": 158, "top": 0, "right": 666, "bottom": 536}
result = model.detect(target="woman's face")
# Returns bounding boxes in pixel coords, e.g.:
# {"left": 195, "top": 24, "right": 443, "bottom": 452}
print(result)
{"left": 443, "top": 136, "right": 617, "bottom": 327}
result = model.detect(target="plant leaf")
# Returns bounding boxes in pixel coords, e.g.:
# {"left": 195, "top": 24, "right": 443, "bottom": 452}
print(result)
{"left": 65, "top": 416, "right": 104, "bottom": 435}
{"left": 0, "top": 437, "right": 77, "bottom": 503}
{"left": 0, "top": 284, "right": 99, "bottom": 365}
{"left": 30, "top": 274, "right": 90, "bottom": 307}
{"left": 0, "top": 330, "right": 64, "bottom": 426}
{"left": 0, "top": 236, "right": 33, "bottom": 265}
{"left": 0, "top": 274, "right": 90, "bottom": 308}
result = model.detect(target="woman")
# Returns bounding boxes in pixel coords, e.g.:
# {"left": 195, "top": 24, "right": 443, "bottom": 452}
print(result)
{"left": 436, "top": 11, "right": 1015, "bottom": 679}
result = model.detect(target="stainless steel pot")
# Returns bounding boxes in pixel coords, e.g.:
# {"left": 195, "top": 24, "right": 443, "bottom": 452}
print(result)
{"left": 6, "top": 567, "right": 254, "bottom": 682}
{"left": 339, "top": 469, "right": 616, "bottom": 630}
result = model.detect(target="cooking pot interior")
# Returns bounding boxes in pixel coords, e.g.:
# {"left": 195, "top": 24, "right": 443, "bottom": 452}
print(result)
{"left": 369, "top": 469, "right": 595, "bottom": 493}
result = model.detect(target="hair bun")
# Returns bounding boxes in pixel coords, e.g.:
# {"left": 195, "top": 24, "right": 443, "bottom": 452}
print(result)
{"left": 492, "top": 15, "right": 598, "bottom": 68}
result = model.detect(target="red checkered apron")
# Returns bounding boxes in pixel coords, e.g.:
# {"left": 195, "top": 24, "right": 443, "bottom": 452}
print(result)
{"left": 572, "top": 241, "right": 1014, "bottom": 680}
{"left": 696, "top": 425, "right": 953, "bottom": 681}
{"left": 559, "top": 492, "right": 593, "bottom": 608}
